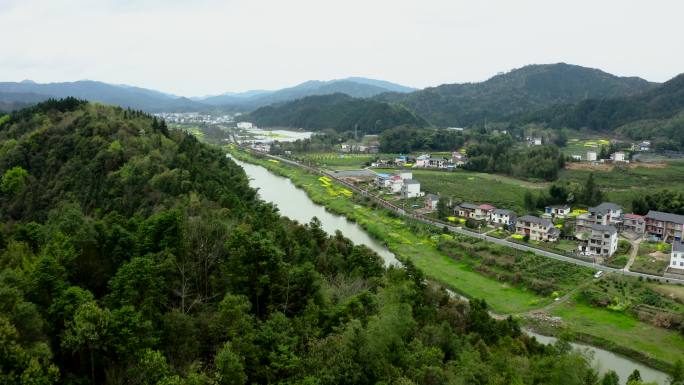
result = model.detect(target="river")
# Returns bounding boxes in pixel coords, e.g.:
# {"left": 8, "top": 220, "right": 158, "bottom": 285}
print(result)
{"left": 232, "top": 157, "right": 398, "bottom": 265}
{"left": 232, "top": 155, "right": 669, "bottom": 385}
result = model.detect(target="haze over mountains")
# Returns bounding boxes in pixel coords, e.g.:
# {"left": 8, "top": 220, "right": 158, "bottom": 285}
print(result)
{"left": 3, "top": 63, "right": 683, "bottom": 147}
{"left": 0, "top": 77, "right": 416, "bottom": 113}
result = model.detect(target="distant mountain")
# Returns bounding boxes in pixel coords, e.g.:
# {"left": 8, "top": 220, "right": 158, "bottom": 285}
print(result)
{"left": 0, "top": 91, "right": 51, "bottom": 112}
{"left": 375, "top": 63, "right": 657, "bottom": 127}
{"left": 244, "top": 93, "right": 428, "bottom": 133}
{"left": 518, "top": 73, "right": 684, "bottom": 148}
{"left": 199, "top": 78, "right": 417, "bottom": 108}
{"left": 0, "top": 80, "right": 208, "bottom": 112}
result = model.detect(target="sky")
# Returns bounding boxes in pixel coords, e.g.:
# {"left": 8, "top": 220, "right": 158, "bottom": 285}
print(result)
{"left": 1, "top": 0, "right": 683, "bottom": 96}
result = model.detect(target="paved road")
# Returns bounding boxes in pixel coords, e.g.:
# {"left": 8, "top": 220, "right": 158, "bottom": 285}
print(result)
{"left": 246, "top": 149, "right": 684, "bottom": 285}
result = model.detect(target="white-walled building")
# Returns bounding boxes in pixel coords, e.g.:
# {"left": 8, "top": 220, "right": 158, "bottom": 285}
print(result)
{"left": 490, "top": 209, "right": 517, "bottom": 228}
{"left": 669, "top": 242, "right": 684, "bottom": 272}
{"left": 611, "top": 151, "right": 627, "bottom": 162}
{"left": 587, "top": 151, "right": 598, "bottom": 162}
{"left": 577, "top": 224, "right": 618, "bottom": 257}
{"left": 237, "top": 121, "right": 254, "bottom": 129}
{"left": 401, "top": 179, "right": 423, "bottom": 199}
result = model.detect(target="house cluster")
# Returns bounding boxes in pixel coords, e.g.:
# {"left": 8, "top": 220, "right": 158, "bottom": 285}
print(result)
{"left": 153, "top": 112, "right": 234, "bottom": 125}
{"left": 340, "top": 143, "right": 379, "bottom": 154}
{"left": 446, "top": 198, "right": 684, "bottom": 263}
{"left": 411, "top": 151, "right": 469, "bottom": 169}
{"left": 375, "top": 171, "right": 424, "bottom": 199}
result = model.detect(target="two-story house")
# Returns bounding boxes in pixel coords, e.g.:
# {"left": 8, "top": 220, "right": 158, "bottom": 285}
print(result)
{"left": 455, "top": 203, "right": 478, "bottom": 219}
{"left": 490, "top": 209, "right": 517, "bottom": 228}
{"left": 401, "top": 179, "right": 422, "bottom": 199}
{"left": 515, "top": 215, "right": 560, "bottom": 242}
{"left": 645, "top": 211, "right": 684, "bottom": 242}
{"left": 544, "top": 205, "right": 571, "bottom": 219}
{"left": 475, "top": 204, "right": 496, "bottom": 221}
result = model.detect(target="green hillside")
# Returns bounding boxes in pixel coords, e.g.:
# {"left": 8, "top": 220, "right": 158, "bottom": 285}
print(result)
{"left": 245, "top": 93, "right": 428, "bottom": 133}
{"left": 0, "top": 99, "right": 611, "bottom": 384}
{"left": 376, "top": 63, "right": 655, "bottom": 126}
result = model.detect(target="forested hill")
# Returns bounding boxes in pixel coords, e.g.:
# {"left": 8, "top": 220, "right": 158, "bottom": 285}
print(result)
{"left": 375, "top": 63, "right": 656, "bottom": 126}
{"left": 516, "top": 73, "right": 684, "bottom": 149}
{"left": 0, "top": 99, "right": 616, "bottom": 384}
{"left": 245, "top": 93, "right": 428, "bottom": 133}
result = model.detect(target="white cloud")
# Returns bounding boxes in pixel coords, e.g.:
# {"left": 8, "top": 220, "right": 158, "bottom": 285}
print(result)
{"left": 1, "top": 0, "right": 682, "bottom": 96}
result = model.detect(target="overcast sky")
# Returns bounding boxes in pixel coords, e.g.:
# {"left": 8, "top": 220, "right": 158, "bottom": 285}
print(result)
{"left": 1, "top": 0, "right": 682, "bottom": 96}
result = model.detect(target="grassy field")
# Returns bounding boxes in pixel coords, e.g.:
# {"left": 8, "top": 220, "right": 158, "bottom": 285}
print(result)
{"left": 296, "top": 152, "right": 396, "bottom": 169}
{"left": 551, "top": 298, "right": 684, "bottom": 367}
{"left": 229, "top": 147, "right": 684, "bottom": 367}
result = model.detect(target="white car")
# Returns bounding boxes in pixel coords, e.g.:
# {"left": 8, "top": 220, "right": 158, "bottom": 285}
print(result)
{"left": 593, "top": 271, "right": 604, "bottom": 279}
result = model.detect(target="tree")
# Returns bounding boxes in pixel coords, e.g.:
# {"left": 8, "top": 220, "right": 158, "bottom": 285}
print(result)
{"left": 215, "top": 343, "right": 247, "bottom": 385}
{"left": 583, "top": 173, "right": 603, "bottom": 206}
{"left": 436, "top": 197, "right": 449, "bottom": 220}
{"left": 601, "top": 370, "right": 620, "bottom": 385}
{"left": 61, "top": 301, "right": 112, "bottom": 384}
{"left": 627, "top": 369, "right": 642, "bottom": 384}
{"left": 1, "top": 166, "right": 29, "bottom": 195}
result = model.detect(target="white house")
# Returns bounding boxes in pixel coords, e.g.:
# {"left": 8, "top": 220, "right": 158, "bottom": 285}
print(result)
{"left": 544, "top": 205, "right": 571, "bottom": 218}
{"left": 669, "top": 242, "right": 684, "bottom": 271}
{"left": 611, "top": 151, "right": 627, "bottom": 162}
{"left": 577, "top": 224, "right": 618, "bottom": 258}
{"left": 401, "top": 179, "right": 423, "bottom": 199}
{"left": 587, "top": 151, "right": 598, "bottom": 162}
{"left": 428, "top": 157, "right": 449, "bottom": 169}
{"left": 237, "top": 121, "right": 254, "bottom": 129}
{"left": 490, "top": 209, "right": 517, "bottom": 228}
{"left": 414, "top": 154, "right": 430, "bottom": 167}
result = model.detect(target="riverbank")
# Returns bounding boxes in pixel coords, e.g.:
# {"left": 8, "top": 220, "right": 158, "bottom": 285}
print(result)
{"left": 228, "top": 146, "right": 683, "bottom": 375}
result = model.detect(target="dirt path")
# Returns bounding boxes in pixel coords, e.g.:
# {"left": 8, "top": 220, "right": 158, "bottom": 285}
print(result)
{"left": 624, "top": 238, "right": 642, "bottom": 272}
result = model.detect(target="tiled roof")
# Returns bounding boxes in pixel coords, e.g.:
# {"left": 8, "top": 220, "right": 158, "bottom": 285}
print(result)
{"left": 645, "top": 210, "right": 684, "bottom": 224}
{"left": 478, "top": 204, "right": 495, "bottom": 210}
{"left": 590, "top": 202, "right": 621, "bottom": 214}
{"left": 459, "top": 203, "right": 478, "bottom": 209}
{"left": 517, "top": 215, "right": 553, "bottom": 228}
{"left": 589, "top": 223, "right": 617, "bottom": 234}
{"left": 624, "top": 213, "right": 644, "bottom": 220}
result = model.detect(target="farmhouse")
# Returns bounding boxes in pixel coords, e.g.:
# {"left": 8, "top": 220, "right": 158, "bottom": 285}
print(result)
{"left": 515, "top": 215, "right": 560, "bottom": 242}
{"left": 544, "top": 205, "right": 571, "bottom": 219}
{"left": 490, "top": 209, "right": 517, "bottom": 228}
{"left": 455, "top": 203, "right": 478, "bottom": 219}
{"left": 645, "top": 211, "right": 684, "bottom": 242}
{"left": 576, "top": 224, "right": 618, "bottom": 258}
{"left": 425, "top": 194, "right": 439, "bottom": 210}
{"left": 610, "top": 151, "right": 627, "bottom": 162}
{"left": 475, "top": 204, "right": 496, "bottom": 222}
{"left": 623, "top": 213, "right": 645, "bottom": 235}
{"left": 587, "top": 151, "right": 598, "bottom": 162}
{"left": 401, "top": 179, "right": 423, "bottom": 199}
{"left": 577, "top": 202, "right": 622, "bottom": 231}
{"left": 669, "top": 241, "right": 684, "bottom": 273}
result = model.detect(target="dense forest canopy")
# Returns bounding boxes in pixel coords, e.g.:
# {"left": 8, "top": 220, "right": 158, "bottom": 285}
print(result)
{"left": 0, "top": 99, "right": 669, "bottom": 385}
{"left": 244, "top": 93, "right": 428, "bottom": 133}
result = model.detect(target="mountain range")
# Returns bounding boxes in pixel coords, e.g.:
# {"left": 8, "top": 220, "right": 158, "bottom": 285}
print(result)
{"left": 0, "top": 77, "right": 416, "bottom": 113}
